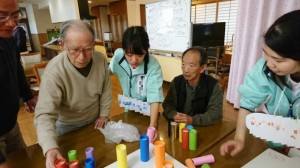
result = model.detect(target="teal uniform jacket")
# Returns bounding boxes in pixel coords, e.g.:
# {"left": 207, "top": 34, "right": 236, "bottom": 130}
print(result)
{"left": 239, "top": 57, "right": 300, "bottom": 118}
{"left": 239, "top": 58, "right": 300, "bottom": 148}
{"left": 109, "top": 48, "right": 164, "bottom": 104}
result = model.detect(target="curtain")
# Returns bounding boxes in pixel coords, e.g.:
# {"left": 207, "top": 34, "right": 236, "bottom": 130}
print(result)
{"left": 227, "top": 0, "right": 300, "bottom": 108}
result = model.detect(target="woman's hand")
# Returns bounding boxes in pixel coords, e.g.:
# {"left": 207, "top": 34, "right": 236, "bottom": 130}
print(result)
{"left": 152, "top": 129, "right": 159, "bottom": 142}
{"left": 220, "top": 139, "right": 244, "bottom": 156}
{"left": 220, "top": 108, "right": 250, "bottom": 157}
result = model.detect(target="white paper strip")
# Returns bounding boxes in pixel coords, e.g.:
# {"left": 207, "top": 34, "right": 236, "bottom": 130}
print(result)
{"left": 246, "top": 113, "right": 300, "bottom": 148}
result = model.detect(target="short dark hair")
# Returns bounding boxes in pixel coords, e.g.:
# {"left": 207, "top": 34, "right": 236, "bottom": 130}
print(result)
{"left": 122, "top": 26, "right": 150, "bottom": 55}
{"left": 60, "top": 20, "right": 95, "bottom": 42}
{"left": 182, "top": 46, "right": 207, "bottom": 65}
{"left": 122, "top": 26, "right": 150, "bottom": 73}
{"left": 264, "top": 10, "right": 300, "bottom": 61}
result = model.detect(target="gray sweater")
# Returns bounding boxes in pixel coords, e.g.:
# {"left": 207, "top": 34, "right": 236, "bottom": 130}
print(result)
{"left": 34, "top": 51, "right": 111, "bottom": 154}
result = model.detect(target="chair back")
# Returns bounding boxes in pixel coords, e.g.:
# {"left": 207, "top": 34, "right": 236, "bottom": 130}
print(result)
{"left": 94, "top": 45, "right": 107, "bottom": 56}
{"left": 206, "top": 46, "right": 224, "bottom": 59}
{"left": 21, "top": 52, "right": 42, "bottom": 64}
{"left": 206, "top": 46, "right": 224, "bottom": 75}
{"left": 21, "top": 52, "right": 42, "bottom": 78}
{"left": 33, "top": 62, "right": 48, "bottom": 85}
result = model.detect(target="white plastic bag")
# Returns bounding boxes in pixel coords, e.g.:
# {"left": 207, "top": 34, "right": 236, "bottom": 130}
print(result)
{"left": 99, "top": 120, "right": 140, "bottom": 144}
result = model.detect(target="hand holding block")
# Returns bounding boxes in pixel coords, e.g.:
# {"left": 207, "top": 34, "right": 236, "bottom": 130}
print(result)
{"left": 147, "top": 127, "right": 156, "bottom": 143}
{"left": 54, "top": 158, "right": 67, "bottom": 168}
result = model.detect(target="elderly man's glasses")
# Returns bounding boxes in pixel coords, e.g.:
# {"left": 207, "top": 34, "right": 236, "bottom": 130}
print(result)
{"left": 67, "top": 46, "right": 94, "bottom": 56}
{"left": 0, "top": 11, "right": 23, "bottom": 22}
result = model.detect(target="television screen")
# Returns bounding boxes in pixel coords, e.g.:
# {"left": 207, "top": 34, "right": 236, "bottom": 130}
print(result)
{"left": 192, "top": 22, "right": 225, "bottom": 48}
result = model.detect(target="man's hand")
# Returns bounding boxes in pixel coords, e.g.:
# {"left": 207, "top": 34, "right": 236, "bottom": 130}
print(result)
{"left": 24, "top": 98, "right": 36, "bottom": 113}
{"left": 45, "top": 149, "right": 63, "bottom": 168}
{"left": 94, "top": 116, "right": 109, "bottom": 129}
{"left": 173, "top": 112, "right": 193, "bottom": 124}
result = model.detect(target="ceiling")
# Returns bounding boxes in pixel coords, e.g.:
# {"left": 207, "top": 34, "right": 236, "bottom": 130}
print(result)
{"left": 18, "top": 0, "right": 119, "bottom": 8}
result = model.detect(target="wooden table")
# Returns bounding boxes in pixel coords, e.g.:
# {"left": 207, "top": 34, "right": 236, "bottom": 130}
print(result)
{"left": 7, "top": 112, "right": 235, "bottom": 167}
{"left": 200, "top": 131, "right": 268, "bottom": 168}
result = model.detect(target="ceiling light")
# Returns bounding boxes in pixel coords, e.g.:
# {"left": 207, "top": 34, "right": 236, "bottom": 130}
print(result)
{"left": 88, "top": 0, "right": 92, "bottom": 3}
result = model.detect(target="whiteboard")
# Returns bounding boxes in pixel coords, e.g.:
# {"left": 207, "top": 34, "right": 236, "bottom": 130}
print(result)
{"left": 146, "top": 0, "right": 191, "bottom": 53}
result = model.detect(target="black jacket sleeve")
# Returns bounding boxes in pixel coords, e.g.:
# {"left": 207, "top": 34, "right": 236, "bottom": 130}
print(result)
{"left": 162, "top": 80, "right": 178, "bottom": 120}
{"left": 17, "top": 52, "right": 33, "bottom": 102}
{"left": 192, "top": 83, "right": 223, "bottom": 126}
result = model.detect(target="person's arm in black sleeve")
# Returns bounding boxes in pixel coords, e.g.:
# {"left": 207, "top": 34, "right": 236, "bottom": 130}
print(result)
{"left": 16, "top": 51, "right": 33, "bottom": 102}
{"left": 162, "top": 80, "right": 178, "bottom": 120}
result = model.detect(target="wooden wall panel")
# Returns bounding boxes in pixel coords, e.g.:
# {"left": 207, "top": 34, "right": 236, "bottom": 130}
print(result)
{"left": 109, "top": 0, "right": 127, "bottom": 50}
{"left": 113, "top": 41, "right": 122, "bottom": 50}
{"left": 37, "top": 33, "right": 48, "bottom": 55}
{"left": 109, "top": 0, "right": 127, "bottom": 15}
{"left": 140, "top": 5, "right": 146, "bottom": 28}
{"left": 91, "top": 6, "right": 101, "bottom": 40}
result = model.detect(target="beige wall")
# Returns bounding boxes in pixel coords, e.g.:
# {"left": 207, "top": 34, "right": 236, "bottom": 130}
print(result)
{"left": 129, "top": 0, "right": 160, "bottom": 26}
{"left": 19, "top": 3, "right": 61, "bottom": 52}
{"left": 31, "top": 34, "right": 40, "bottom": 52}
{"left": 32, "top": 4, "right": 60, "bottom": 52}
{"left": 33, "top": 5, "right": 61, "bottom": 33}
{"left": 127, "top": 1, "right": 136, "bottom": 27}
{"left": 153, "top": 55, "right": 182, "bottom": 82}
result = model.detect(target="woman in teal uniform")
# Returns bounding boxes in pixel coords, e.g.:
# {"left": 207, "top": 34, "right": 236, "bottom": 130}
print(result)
{"left": 109, "top": 26, "right": 164, "bottom": 140}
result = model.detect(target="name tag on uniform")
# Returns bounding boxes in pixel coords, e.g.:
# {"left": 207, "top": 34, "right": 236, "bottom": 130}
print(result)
{"left": 137, "top": 75, "right": 147, "bottom": 97}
